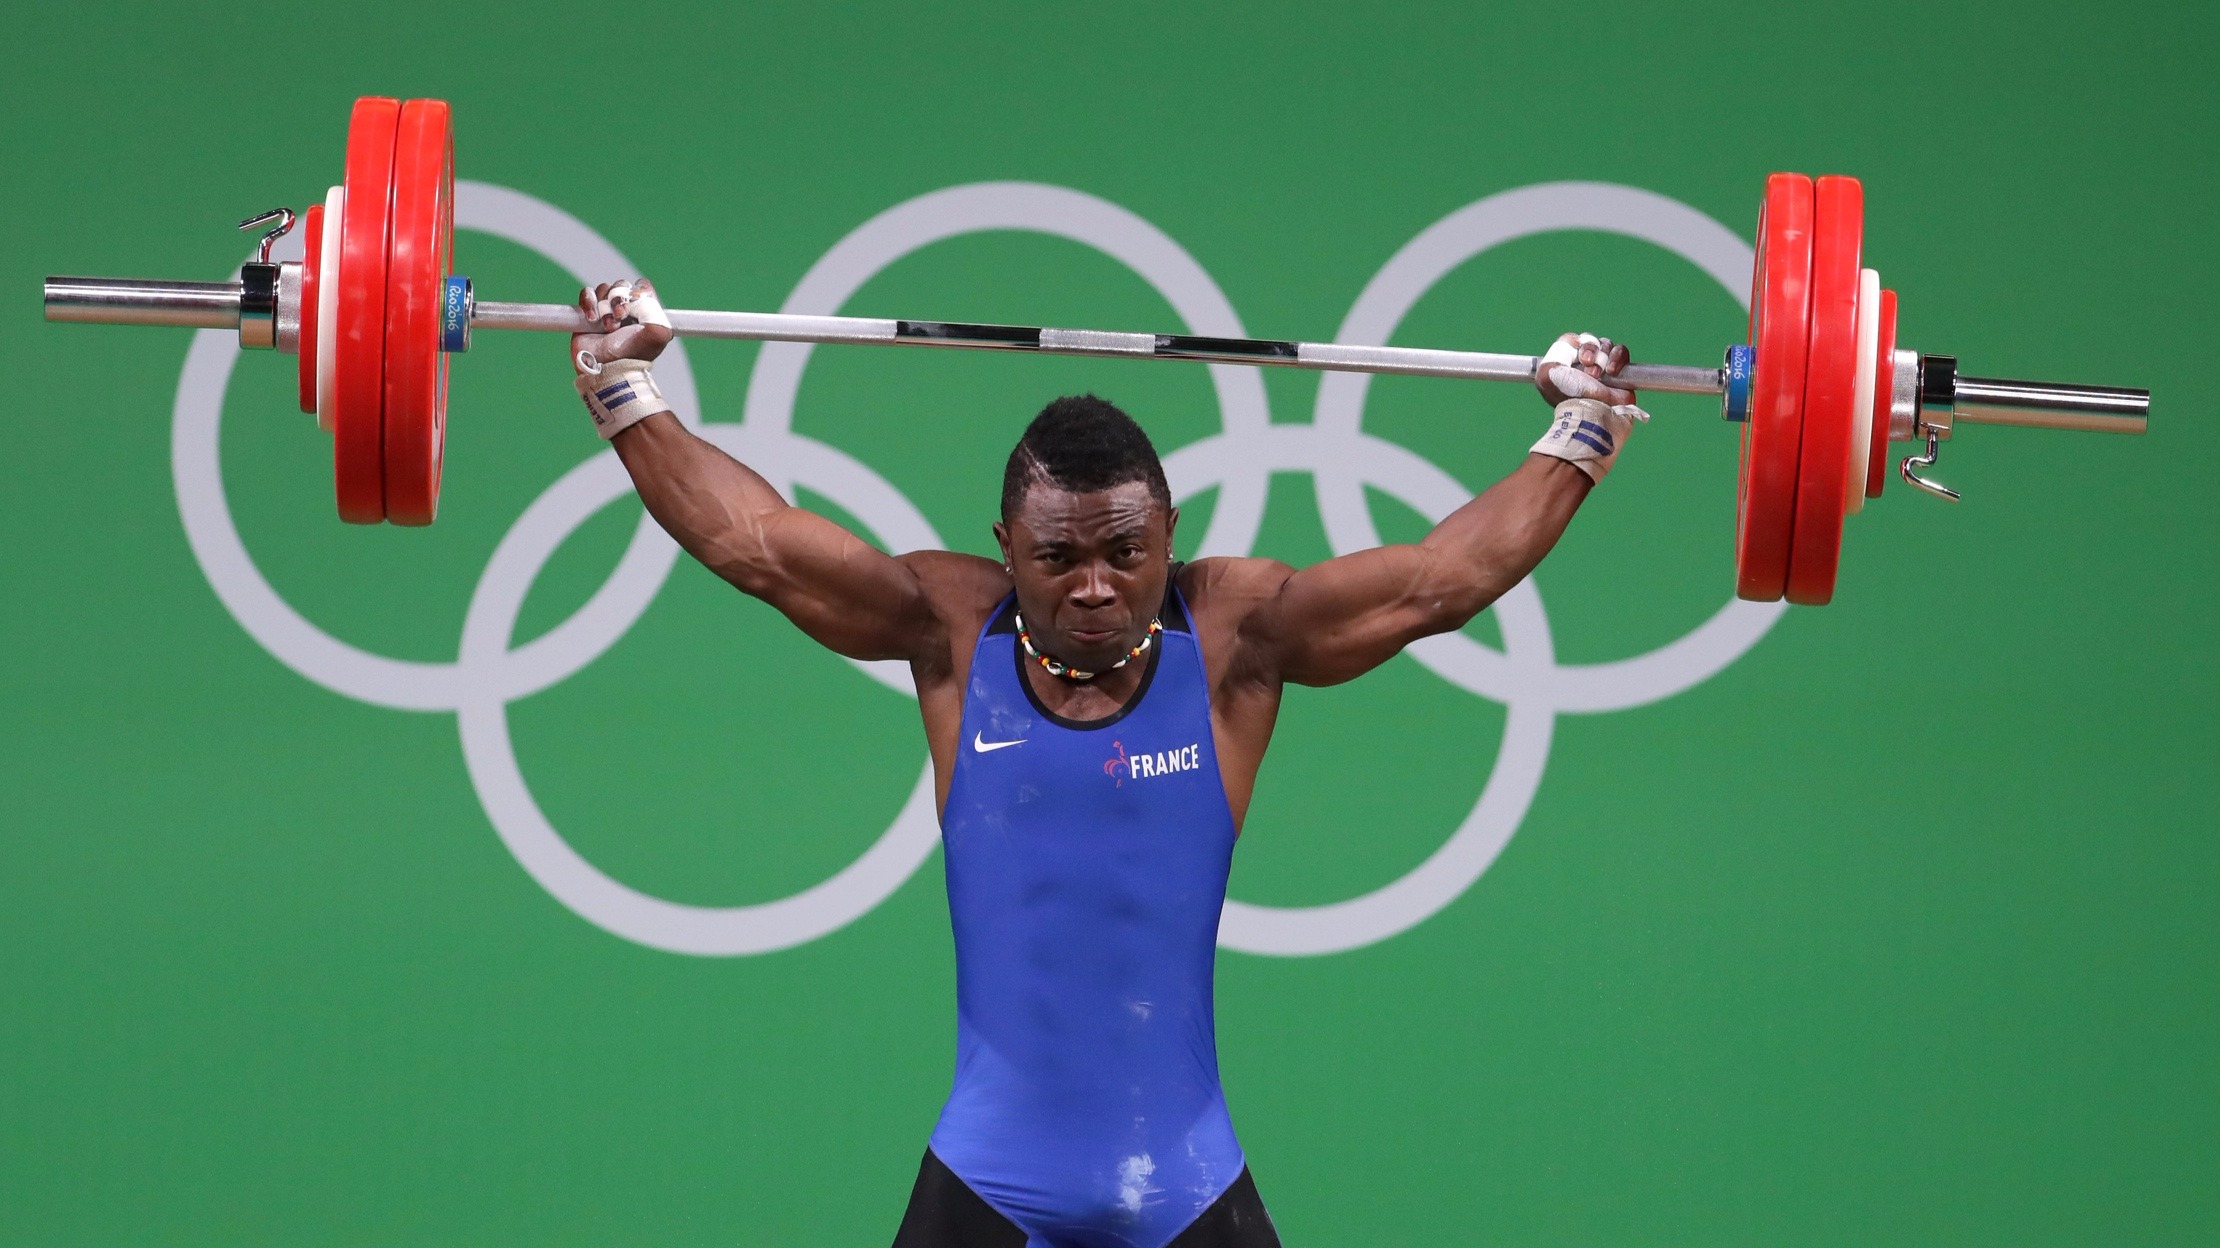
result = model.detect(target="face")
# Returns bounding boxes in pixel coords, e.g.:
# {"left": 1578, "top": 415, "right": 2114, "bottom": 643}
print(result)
{"left": 995, "top": 481, "right": 1179, "bottom": 670}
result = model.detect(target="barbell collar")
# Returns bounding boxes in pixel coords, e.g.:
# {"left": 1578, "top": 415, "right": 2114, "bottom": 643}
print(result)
{"left": 238, "top": 262, "right": 281, "bottom": 349}
{"left": 1920, "top": 353, "right": 1959, "bottom": 409}
{"left": 275, "top": 261, "right": 303, "bottom": 354}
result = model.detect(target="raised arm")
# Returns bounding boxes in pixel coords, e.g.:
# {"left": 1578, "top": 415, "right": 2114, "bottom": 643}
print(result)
{"left": 571, "top": 279, "right": 961, "bottom": 664}
{"left": 1231, "top": 333, "right": 1647, "bottom": 687}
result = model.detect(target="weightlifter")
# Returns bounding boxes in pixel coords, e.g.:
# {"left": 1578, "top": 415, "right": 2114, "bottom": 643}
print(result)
{"left": 571, "top": 279, "right": 1646, "bottom": 1248}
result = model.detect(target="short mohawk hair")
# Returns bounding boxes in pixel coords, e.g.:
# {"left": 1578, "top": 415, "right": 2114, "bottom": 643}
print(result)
{"left": 1000, "top": 394, "right": 1172, "bottom": 520}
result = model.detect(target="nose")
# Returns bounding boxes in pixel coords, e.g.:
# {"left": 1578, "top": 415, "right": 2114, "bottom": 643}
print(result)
{"left": 1070, "top": 561, "right": 1116, "bottom": 610}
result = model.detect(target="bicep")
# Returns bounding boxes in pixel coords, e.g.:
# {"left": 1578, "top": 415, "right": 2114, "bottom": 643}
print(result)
{"left": 1249, "top": 544, "right": 1458, "bottom": 686}
{"left": 611, "top": 416, "right": 944, "bottom": 662}
{"left": 712, "top": 505, "right": 938, "bottom": 662}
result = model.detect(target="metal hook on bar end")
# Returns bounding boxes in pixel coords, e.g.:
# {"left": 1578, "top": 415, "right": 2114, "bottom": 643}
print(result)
{"left": 1901, "top": 430, "right": 1960, "bottom": 502}
{"left": 237, "top": 207, "right": 296, "bottom": 264}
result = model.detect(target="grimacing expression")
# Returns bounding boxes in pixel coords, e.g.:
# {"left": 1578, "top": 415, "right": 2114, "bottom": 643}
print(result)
{"left": 995, "top": 481, "right": 1179, "bottom": 669}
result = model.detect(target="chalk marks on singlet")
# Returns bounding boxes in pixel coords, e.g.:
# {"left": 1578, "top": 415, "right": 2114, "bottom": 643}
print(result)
{"left": 170, "top": 179, "right": 1782, "bottom": 957}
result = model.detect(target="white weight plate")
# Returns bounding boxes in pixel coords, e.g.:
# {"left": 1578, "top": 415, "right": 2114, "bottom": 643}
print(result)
{"left": 315, "top": 184, "right": 345, "bottom": 433}
{"left": 1846, "top": 267, "right": 1880, "bottom": 516}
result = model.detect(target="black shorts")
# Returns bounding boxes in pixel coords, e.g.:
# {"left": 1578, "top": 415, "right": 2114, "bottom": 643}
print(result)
{"left": 891, "top": 1148, "right": 1282, "bottom": 1248}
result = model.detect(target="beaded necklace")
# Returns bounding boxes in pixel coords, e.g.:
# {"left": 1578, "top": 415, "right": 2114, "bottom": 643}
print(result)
{"left": 1014, "top": 613, "right": 1163, "bottom": 681}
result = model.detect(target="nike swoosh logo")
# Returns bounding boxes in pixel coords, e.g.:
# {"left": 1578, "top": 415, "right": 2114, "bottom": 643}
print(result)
{"left": 972, "top": 732, "right": 1025, "bottom": 753}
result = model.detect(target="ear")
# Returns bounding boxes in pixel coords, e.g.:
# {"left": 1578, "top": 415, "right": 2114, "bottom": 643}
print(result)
{"left": 992, "top": 520, "right": 1014, "bottom": 569}
{"left": 1164, "top": 505, "right": 1180, "bottom": 555}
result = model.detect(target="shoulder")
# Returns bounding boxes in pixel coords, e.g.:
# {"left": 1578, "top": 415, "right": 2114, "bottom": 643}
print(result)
{"left": 898, "top": 549, "right": 1009, "bottom": 618}
{"left": 1179, "top": 556, "right": 1295, "bottom": 625}
{"left": 898, "top": 550, "right": 1010, "bottom": 660}
{"left": 1177, "top": 557, "right": 1297, "bottom": 690}
{"left": 899, "top": 548, "right": 1006, "bottom": 585}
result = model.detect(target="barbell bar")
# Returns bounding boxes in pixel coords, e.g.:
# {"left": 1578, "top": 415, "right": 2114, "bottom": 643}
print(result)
{"left": 40, "top": 96, "right": 2153, "bottom": 606}
{"left": 47, "top": 271, "right": 2145, "bottom": 429}
{"left": 40, "top": 272, "right": 1732, "bottom": 393}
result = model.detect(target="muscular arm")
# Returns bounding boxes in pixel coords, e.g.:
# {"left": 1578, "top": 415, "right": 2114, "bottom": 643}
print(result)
{"left": 611, "top": 412, "right": 944, "bottom": 663}
{"left": 1221, "top": 333, "right": 1640, "bottom": 689}
{"left": 1227, "top": 453, "right": 1593, "bottom": 687}
{"left": 570, "top": 278, "right": 995, "bottom": 667}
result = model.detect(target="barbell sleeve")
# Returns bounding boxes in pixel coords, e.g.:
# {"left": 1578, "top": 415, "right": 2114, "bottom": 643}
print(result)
{"left": 1947, "top": 375, "right": 2150, "bottom": 435}
{"left": 44, "top": 276, "right": 246, "bottom": 330}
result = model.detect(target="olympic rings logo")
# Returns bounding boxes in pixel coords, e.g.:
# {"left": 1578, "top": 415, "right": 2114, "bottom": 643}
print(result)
{"left": 172, "top": 178, "right": 1785, "bottom": 958}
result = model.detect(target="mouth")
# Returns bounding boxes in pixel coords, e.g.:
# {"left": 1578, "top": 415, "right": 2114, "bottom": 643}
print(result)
{"left": 1069, "top": 627, "right": 1120, "bottom": 645}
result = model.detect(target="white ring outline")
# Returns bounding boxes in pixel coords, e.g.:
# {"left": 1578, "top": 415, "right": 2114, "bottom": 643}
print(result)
{"left": 171, "top": 179, "right": 1786, "bottom": 958}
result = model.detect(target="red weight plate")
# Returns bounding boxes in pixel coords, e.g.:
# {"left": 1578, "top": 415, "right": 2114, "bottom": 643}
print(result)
{"left": 334, "top": 96, "right": 400, "bottom": 524}
{"left": 297, "top": 202, "right": 323, "bottom": 415}
{"left": 382, "top": 98, "right": 454, "bottom": 526}
{"left": 1784, "top": 175, "right": 1863, "bottom": 606}
{"left": 1733, "top": 172, "right": 1814, "bottom": 602}
{"left": 1865, "top": 288, "right": 1898, "bottom": 499}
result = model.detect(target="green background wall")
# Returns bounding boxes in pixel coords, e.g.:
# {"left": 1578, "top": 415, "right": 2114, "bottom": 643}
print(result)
{"left": 4, "top": 3, "right": 2214, "bottom": 1244}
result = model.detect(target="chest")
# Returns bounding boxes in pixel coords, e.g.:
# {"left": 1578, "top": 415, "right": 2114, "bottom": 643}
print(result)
{"left": 953, "top": 635, "right": 1225, "bottom": 819}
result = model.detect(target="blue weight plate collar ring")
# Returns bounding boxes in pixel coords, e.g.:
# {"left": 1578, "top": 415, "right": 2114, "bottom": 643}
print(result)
{"left": 441, "top": 275, "right": 473, "bottom": 352}
{"left": 1721, "top": 342, "right": 1754, "bottom": 422}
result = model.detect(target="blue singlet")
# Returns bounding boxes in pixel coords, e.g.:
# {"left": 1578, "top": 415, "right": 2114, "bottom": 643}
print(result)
{"left": 928, "top": 586, "right": 1244, "bottom": 1248}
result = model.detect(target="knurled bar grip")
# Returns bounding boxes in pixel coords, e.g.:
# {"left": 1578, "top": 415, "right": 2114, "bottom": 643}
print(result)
{"left": 471, "top": 298, "right": 1731, "bottom": 394}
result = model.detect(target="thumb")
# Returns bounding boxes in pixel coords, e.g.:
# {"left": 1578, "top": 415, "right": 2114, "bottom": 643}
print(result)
{"left": 1549, "top": 364, "right": 1625, "bottom": 403}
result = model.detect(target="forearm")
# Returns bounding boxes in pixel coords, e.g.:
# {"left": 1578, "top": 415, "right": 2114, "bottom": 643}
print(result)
{"left": 1413, "top": 453, "right": 1593, "bottom": 625}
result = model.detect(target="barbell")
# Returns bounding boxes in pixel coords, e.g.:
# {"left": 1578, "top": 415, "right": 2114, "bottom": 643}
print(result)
{"left": 43, "top": 96, "right": 2152, "bottom": 606}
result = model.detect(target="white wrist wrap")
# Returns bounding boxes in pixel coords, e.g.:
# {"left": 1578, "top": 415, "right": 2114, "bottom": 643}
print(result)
{"left": 1531, "top": 397, "right": 1646, "bottom": 482}
{"left": 574, "top": 357, "right": 670, "bottom": 439}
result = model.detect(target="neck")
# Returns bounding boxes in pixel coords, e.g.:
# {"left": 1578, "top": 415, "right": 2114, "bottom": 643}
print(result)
{"left": 1015, "top": 611, "right": 1161, "bottom": 681}
{"left": 1018, "top": 643, "right": 1151, "bottom": 722}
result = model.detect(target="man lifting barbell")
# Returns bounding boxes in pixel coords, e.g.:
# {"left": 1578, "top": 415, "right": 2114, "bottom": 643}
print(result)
{"left": 572, "top": 277, "right": 1644, "bottom": 1248}
{"left": 37, "top": 92, "right": 2159, "bottom": 1248}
